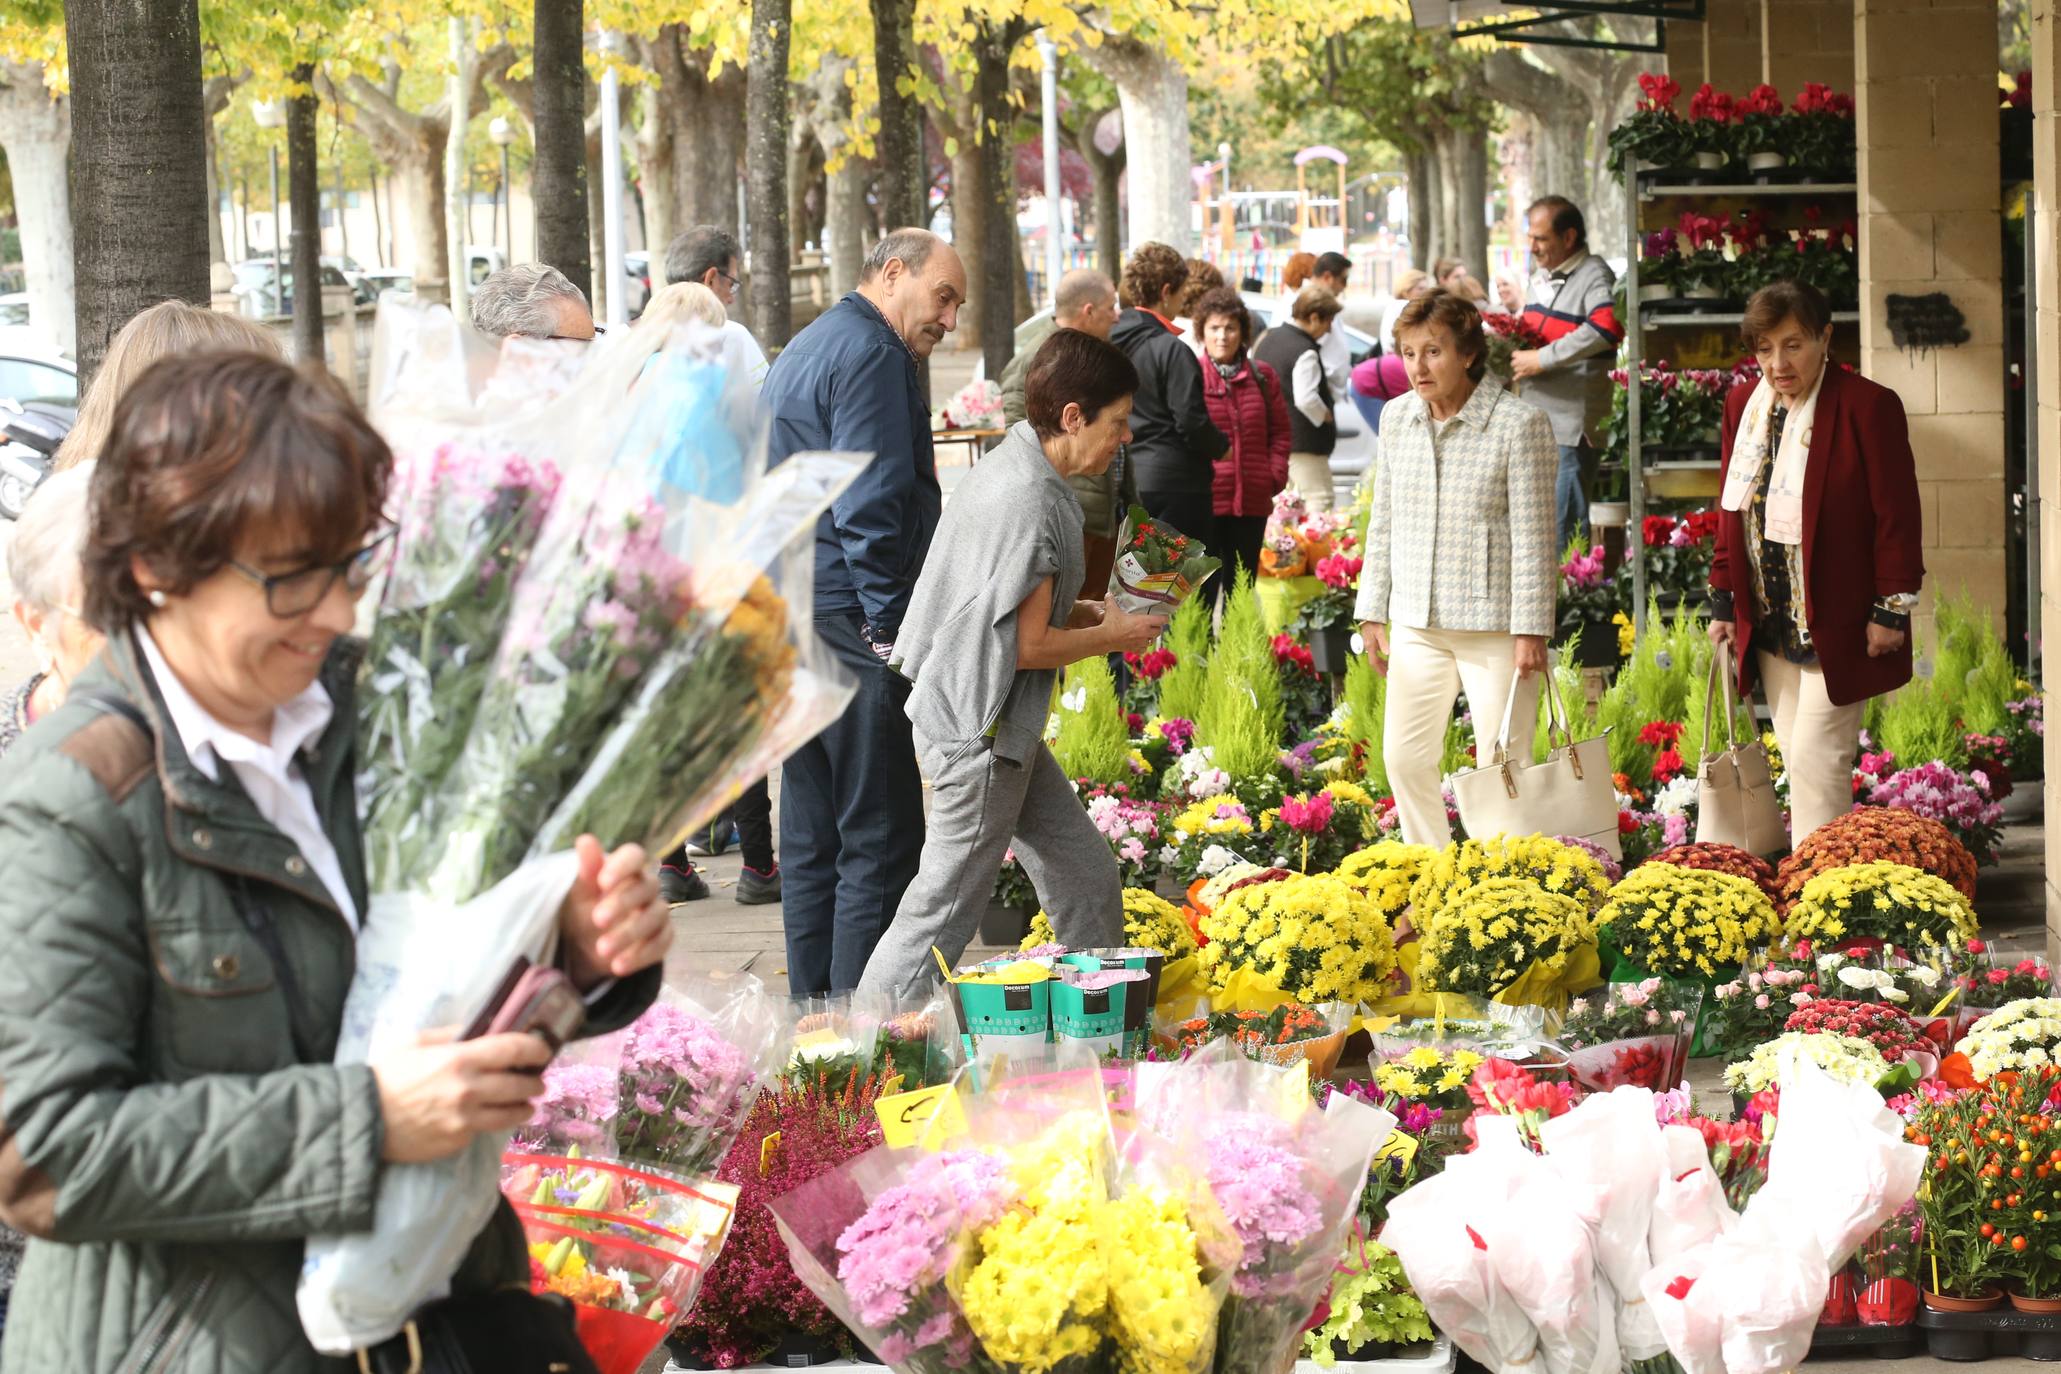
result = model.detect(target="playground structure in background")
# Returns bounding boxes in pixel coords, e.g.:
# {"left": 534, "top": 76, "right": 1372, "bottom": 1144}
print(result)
{"left": 1188, "top": 143, "right": 1409, "bottom": 297}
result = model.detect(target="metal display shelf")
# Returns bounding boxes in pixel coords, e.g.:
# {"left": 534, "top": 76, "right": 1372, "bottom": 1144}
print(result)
{"left": 1638, "top": 180, "right": 1857, "bottom": 200}
{"left": 1621, "top": 164, "right": 1858, "bottom": 632}
{"left": 1644, "top": 310, "right": 1859, "bottom": 329}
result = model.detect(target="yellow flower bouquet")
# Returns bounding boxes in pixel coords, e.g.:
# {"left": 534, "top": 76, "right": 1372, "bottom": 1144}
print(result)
{"left": 1409, "top": 834, "right": 1614, "bottom": 929}
{"left": 1415, "top": 877, "right": 1600, "bottom": 1007}
{"left": 1369, "top": 1044, "right": 1487, "bottom": 1115}
{"left": 1782, "top": 860, "right": 1979, "bottom": 957}
{"left": 1022, "top": 887, "right": 1199, "bottom": 959}
{"left": 1198, "top": 873, "right": 1400, "bottom": 1005}
{"left": 1595, "top": 862, "right": 1784, "bottom": 979}
{"left": 1331, "top": 842, "right": 1438, "bottom": 924}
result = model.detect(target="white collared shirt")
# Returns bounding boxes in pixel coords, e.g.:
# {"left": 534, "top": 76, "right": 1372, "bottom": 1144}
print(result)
{"left": 139, "top": 629, "right": 360, "bottom": 929}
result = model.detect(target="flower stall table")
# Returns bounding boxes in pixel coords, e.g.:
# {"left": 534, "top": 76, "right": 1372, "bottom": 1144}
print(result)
{"left": 932, "top": 426, "right": 1006, "bottom": 468}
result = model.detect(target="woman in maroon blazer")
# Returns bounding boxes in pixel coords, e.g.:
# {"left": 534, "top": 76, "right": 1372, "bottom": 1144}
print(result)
{"left": 1708, "top": 279, "right": 1926, "bottom": 845}
{"left": 1193, "top": 286, "right": 1293, "bottom": 583}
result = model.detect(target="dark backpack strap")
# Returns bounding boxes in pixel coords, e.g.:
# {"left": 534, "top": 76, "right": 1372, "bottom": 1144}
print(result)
{"left": 73, "top": 687, "right": 320, "bottom": 1063}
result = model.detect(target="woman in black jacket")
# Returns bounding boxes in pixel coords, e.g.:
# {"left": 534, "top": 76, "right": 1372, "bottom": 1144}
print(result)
{"left": 1109, "top": 242, "right": 1231, "bottom": 551}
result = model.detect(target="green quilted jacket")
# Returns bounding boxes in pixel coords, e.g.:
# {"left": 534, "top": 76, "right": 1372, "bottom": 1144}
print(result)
{"left": 0, "top": 631, "right": 655, "bottom": 1373}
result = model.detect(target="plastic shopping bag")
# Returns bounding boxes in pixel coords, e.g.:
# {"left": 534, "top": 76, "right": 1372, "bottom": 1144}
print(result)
{"left": 297, "top": 852, "right": 579, "bottom": 1353}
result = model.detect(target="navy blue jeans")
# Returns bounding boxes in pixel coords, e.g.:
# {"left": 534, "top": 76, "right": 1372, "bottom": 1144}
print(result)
{"left": 1557, "top": 442, "right": 1593, "bottom": 551}
{"left": 779, "top": 613, "right": 924, "bottom": 994}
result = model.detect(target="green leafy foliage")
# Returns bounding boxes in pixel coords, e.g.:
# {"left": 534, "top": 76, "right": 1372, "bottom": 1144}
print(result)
{"left": 1051, "top": 653, "right": 1132, "bottom": 787}
{"left": 1157, "top": 591, "right": 1211, "bottom": 722}
{"left": 1933, "top": 592, "right": 2015, "bottom": 736}
{"left": 1197, "top": 571, "right": 1284, "bottom": 783}
{"left": 1343, "top": 654, "right": 1388, "bottom": 796}
{"left": 1302, "top": 1240, "right": 1435, "bottom": 1366}
{"left": 1877, "top": 680, "right": 1967, "bottom": 770}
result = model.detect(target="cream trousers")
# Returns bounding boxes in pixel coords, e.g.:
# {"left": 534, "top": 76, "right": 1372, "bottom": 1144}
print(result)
{"left": 1289, "top": 452, "right": 1334, "bottom": 511}
{"left": 1755, "top": 652, "right": 1865, "bottom": 846}
{"left": 1384, "top": 624, "right": 1541, "bottom": 848}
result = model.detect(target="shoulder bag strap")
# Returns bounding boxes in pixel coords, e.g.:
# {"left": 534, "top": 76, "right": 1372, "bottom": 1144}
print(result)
{"left": 73, "top": 687, "right": 321, "bottom": 1064}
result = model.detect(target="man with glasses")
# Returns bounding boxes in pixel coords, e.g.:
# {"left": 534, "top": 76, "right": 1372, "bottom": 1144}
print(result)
{"left": 662, "top": 225, "right": 769, "bottom": 390}
{"left": 469, "top": 263, "right": 599, "bottom": 342}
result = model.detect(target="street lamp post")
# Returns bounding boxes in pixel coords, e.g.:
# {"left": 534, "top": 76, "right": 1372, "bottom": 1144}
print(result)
{"left": 1035, "top": 30, "right": 1063, "bottom": 309}
{"left": 252, "top": 99, "right": 286, "bottom": 316}
{"left": 489, "top": 116, "right": 515, "bottom": 262}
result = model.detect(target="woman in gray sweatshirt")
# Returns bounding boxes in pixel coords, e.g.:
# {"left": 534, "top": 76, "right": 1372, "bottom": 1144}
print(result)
{"left": 856, "top": 330, "right": 1172, "bottom": 997}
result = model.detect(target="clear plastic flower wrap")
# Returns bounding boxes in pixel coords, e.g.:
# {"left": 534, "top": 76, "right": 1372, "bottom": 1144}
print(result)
{"left": 300, "top": 305, "right": 856, "bottom": 1353}
{"left": 1132, "top": 1042, "right": 1393, "bottom": 1374}
{"left": 514, "top": 973, "right": 786, "bottom": 1179}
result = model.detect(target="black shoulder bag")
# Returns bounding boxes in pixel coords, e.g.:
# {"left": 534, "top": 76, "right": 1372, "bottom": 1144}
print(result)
{"left": 72, "top": 689, "right": 599, "bottom": 1374}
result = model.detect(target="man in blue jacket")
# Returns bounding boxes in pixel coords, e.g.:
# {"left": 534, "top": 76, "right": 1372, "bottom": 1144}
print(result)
{"left": 766, "top": 226, "right": 966, "bottom": 994}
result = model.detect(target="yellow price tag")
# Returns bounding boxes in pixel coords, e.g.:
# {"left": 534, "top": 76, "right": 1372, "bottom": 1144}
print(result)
{"left": 1285, "top": 1059, "right": 1311, "bottom": 1102}
{"left": 876, "top": 1082, "right": 969, "bottom": 1150}
{"left": 880, "top": 1073, "right": 905, "bottom": 1098}
{"left": 1375, "top": 1130, "right": 1420, "bottom": 1171}
{"left": 794, "top": 1028, "right": 844, "bottom": 1052}
{"left": 760, "top": 1131, "right": 782, "bottom": 1176}
{"left": 1928, "top": 984, "right": 1962, "bottom": 1020}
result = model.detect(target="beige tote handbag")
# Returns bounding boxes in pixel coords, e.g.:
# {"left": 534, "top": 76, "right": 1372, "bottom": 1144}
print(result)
{"left": 1694, "top": 649, "right": 1787, "bottom": 855}
{"left": 1452, "top": 667, "right": 1622, "bottom": 857}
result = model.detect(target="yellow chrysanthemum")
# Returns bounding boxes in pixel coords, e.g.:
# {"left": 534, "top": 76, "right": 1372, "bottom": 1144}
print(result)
{"left": 1415, "top": 877, "right": 1594, "bottom": 999}
{"left": 1198, "top": 873, "right": 1398, "bottom": 1003}
{"left": 1596, "top": 862, "right": 1782, "bottom": 978}
{"left": 1331, "top": 842, "right": 1438, "bottom": 921}
{"left": 1410, "top": 835, "right": 1613, "bottom": 927}
{"left": 1023, "top": 887, "right": 1199, "bottom": 956}
{"left": 1783, "top": 860, "right": 1979, "bottom": 952}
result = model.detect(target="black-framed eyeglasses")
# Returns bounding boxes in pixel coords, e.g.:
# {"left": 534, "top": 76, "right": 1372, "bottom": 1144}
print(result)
{"left": 715, "top": 269, "right": 741, "bottom": 293}
{"left": 230, "top": 529, "right": 396, "bottom": 618}
{"left": 547, "top": 324, "right": 606, "bottom": 341}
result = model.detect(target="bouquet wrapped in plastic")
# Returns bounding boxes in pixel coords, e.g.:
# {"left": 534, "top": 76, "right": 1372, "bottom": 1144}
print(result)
{"left": 1110, "top": 505, "right": 1222, "bottom": 614}
{"left": 298, "top": 303, "right": 861, "bottom": 1354}
{"left": 1133, "top": 1043, "right": 1394, "bottom": 1373}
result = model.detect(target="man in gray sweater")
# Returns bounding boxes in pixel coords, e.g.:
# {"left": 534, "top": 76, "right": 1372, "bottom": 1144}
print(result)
{"left": 857, "top": 330, "right": 1167, "bottom": 997}
{"left": 1507, "top": 195, "right": 1623, "bottom": 548}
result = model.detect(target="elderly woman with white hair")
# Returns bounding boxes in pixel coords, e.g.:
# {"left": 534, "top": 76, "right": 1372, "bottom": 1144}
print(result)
{"left": 3, "top": 464, "right": 103, "bottom": 757}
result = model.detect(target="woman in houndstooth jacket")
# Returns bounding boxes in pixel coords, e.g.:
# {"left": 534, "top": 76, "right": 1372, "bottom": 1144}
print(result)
{"left": 1354, "top": 290, "right": 1560, "bottom": 846}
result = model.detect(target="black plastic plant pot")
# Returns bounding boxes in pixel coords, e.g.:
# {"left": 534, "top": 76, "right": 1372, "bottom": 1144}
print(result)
{"left": 978, "top": 902, "right": 1032, "bottom": 947}
{"left": 1924, "top": 1328, "right": 1992, "bottom": 1362}
{"left": 2027, "top": 1330, "right": 2061, "bottom": 1362}
{"left": 1308, "top": 625, "right": 1354, "bottom": 676}
{"left": 1575, "top": 621, "right": 1621, "bottom": 669}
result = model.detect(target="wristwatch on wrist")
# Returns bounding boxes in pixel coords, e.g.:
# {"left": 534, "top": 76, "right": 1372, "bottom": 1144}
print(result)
{"left": 1870, "top": 592, "right": 1918, "bottom": 630}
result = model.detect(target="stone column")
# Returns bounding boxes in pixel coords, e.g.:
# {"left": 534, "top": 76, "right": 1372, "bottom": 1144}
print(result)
{"left": 1764, "top": 0, "right": 1855, "bottom": 96}
{"left": 1856, "top": 0, "right": 2006, "bottom": 659}
{"left": 2031, "top": 0, "right": 2061, "bottom": 964}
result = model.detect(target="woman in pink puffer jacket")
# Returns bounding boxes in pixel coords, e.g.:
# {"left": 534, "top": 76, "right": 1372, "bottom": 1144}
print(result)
{"left": 1192, "top": 286, "right": 1292, "bottom": 583}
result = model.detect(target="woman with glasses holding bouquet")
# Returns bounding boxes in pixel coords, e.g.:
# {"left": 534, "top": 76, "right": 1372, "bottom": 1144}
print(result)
{"left": 0, "top": 352, "right": 672, "bottom": 1373}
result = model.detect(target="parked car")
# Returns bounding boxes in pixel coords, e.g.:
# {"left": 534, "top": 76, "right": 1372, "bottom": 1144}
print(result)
{"left": 321, "top": 255, "right": 378, "bottom": 306}
{"left": 362, "top": 269, "right": 414, "bottom": 299}
{"left": 0, "top": 293, "right": 59, "bottom": 356}
{"left": 230, "top": 258, "right": 356, "bottom": 317}
{"left": 0, "top": 350, "right": 78, "bottom": 521}
{"left": 623, "top": 251, "right": 653, "bottom": 316}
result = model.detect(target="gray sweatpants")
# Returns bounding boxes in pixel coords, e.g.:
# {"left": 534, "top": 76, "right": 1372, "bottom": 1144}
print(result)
{"left": 855, "top": 732, "right": 1122, "bottom": 999}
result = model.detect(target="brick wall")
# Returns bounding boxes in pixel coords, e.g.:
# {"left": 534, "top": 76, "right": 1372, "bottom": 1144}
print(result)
{"left": 1665, "top": 0, "right": 1853, "bottom": 97}
{"left": 1856, "top": 0, "right": 2007, "bottom": 660}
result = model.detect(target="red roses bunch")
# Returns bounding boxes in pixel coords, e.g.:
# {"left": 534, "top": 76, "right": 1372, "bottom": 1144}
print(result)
{"left": 1783, "top": 998, "right": 1934, "bottom": 1063}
